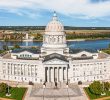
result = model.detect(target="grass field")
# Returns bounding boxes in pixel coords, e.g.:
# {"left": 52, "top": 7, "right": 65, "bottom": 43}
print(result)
{"left": 0, "top": 87, "right": 27, "bottom": 100}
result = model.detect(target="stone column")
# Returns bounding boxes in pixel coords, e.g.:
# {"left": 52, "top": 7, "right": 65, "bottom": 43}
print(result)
{"left": 55, "top": 67, "right": 57, "bottom": 82}
{"left": 67, "top": 67, "right": 68, "bottom": 83}
{"left": 60, "top": 67, "right": 63, "bottom": 82}
{"left": 62, "top": 67, "right": 64, "bottom": 82}
{"left": 59, "top": 67, "right": 61, "bottom": 82}
{"left": 65, "top": 67, "right": 67, "bottom": 82}
{"left": 44, "top": 67, "right": 46, "bottom": 82}
{"left": 49, "top": 67, "right": 51, "bottom": 82}
{"left": 51, "top": 67, "right": 54, "bottom": 82}
{"left": 46, "top": 67, "right": 48, "bottom": 82}
{"left": 57, "top": 67, "right": 59, "bottom": 82}
{"left": 47, "top": 67, "right": 50, "bottom": 82}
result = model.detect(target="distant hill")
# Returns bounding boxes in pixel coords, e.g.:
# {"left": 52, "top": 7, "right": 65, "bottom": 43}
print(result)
{"left": 0, "top": 26, "right": 110, "bottom": 31}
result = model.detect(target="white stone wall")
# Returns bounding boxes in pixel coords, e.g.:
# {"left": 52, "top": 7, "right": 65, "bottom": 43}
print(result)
{"left": 0, "top": 56, "right": 110, "bottom": 84}
{"left": 0, "top": 59, "right": 43, "bottom": 83}
{"left": 69, "top": 58, "right": 110, "bottom": 83}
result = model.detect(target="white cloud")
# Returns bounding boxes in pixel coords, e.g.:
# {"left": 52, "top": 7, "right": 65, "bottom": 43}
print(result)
{"left": 0, "top": 0, "right": 110, "bottom": 19}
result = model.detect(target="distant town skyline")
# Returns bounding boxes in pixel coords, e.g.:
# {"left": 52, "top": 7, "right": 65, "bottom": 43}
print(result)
{"left": 0, "top": 0, "right": 110, "bottom": 26}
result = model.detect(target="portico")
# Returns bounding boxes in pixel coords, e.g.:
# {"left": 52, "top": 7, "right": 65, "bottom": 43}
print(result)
{"left": 45, "top": 66, "right": 68, "bottom": 83}
{"left": 43, "top": 53, "right": 69, "bottom": 83}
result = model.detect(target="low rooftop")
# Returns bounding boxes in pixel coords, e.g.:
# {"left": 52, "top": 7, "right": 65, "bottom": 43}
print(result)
{"left": 69, "top": 48, "right": 97, "bottom": 54}
{"left": 12, "top": 48, "right": 41, "bottom": 54}
{"left": 98, "top": 52, "right": 110, "bottom": 59}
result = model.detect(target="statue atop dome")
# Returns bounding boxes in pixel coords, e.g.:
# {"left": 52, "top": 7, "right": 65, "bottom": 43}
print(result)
{"left": 52, "top": 11, "right": 57, "bottom": 21}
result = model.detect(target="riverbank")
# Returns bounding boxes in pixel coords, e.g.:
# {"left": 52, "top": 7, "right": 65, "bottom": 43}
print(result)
{"left": 67, "top": 38, "right": 110, "bottom": 41}
{"left": 0, "top": 40, "right": 42, "bottom": 42}
{"left": 1, "top": 38, "right": 110, "bottom": 42}
{"left": 67, "top": 39, "right": 85, "bottom": 41}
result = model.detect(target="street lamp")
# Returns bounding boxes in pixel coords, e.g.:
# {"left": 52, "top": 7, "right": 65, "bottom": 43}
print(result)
{"left": 6, "top": 69, "right": 11, "bottom": 96}
{"left": 101, "top": 75, "right": 106, "bottom": 96}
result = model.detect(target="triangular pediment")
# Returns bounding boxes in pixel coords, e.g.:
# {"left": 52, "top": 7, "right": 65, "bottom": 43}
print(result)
{"left": 43, "top": 53, "right": 68, "bottom": 64}
{"left": 43, "top": 58, "right": 68, "bottom": 65}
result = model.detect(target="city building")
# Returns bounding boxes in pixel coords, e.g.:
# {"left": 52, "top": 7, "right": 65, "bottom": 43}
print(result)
{"left": 0, "top": 12, "right": 110, "bottom": 84}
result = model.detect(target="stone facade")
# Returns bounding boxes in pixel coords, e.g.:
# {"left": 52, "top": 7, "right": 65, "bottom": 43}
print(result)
{"left": 0, "top": 12, "right": 110, "bottom": 84}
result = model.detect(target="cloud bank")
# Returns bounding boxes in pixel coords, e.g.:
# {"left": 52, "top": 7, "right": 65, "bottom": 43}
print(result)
{"left": 0, "top": 0, "right": 110, "bottom": 19}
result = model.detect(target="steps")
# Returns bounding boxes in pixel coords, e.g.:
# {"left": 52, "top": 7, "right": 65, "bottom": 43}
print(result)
{"left": 45, "top": 82, "right": 67, "bottom": 88}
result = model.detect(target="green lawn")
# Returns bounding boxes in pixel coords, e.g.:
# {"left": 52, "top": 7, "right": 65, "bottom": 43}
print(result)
{"left": 102, "top": 49, "right": 110, "bottom": 54}
{"left": 0, "top": 87, "right": 27, "bottom": 100}
{"left": 0, "top": 50, "right": 5, "bottom": 54}
{"left": 84, "top": 87, "right": 110, "bottom": 100}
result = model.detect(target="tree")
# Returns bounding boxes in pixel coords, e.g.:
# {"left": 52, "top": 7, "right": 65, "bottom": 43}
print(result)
{"left": 89, "top": 81, "right": 102, "bottom": 95}
{"left": 104, "top": 82, "right": 110, "bottom": 91}
{"left": 0, "top": 83, "right": 8, "bottom": 93}
{"left": 34, "top": 33, "right": 43, "bottom": 40}
{"left": 108, "top": 44, "right": 110, "bottom": 48}
{"left": 2, "top": 44, "right": 8, "bottom": 50}
{"left": 3, "top": 37, "right": 9, "bottom": 51}
{"left": 14, "top": 44, "right": 20, "bottom": 49}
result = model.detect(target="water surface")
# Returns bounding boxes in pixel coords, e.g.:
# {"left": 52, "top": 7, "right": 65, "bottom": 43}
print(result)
{"left": 0, "top": 39, "right": 110, "bottom": 50}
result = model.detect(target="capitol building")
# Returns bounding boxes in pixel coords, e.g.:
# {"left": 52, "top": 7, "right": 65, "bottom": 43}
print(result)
{"left": 0, "top": 12, "right": 110, "bottom": 84}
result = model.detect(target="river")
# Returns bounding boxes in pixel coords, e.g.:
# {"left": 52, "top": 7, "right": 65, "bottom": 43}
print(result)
{"left": 0, "top": 39, "right": 110, "bottom": 50}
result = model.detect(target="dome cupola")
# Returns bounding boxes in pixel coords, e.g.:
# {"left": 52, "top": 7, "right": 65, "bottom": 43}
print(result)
{"left": 45, "top": 11, "right": 64, "bottom": 33}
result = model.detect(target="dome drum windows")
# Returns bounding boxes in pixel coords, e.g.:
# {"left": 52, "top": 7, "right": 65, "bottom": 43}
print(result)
{"left": 45, "top": 35, "right": 65, "bottom": 44}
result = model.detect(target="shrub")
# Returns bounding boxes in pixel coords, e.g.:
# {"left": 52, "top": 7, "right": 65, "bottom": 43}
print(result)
{"left": 104, "top": 82, "right": 110, "bottom": 91}
{"left": 0, "top": 83, "right": 8, "bottom": 93}
{"left": 89, "top": 81, "right": 102, "bottom": 95}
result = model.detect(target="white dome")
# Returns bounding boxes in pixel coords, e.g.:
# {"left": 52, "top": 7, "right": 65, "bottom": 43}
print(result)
{"left": 45, "top": 12, "right": 64, "bottom": 32}
{"left": 42, "top": 12, "right": 67, "bottom": 49}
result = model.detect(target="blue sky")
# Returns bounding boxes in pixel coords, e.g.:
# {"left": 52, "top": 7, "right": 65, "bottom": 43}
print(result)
{"left": 0, "top": 0, "right": 110, "bottom": 26}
